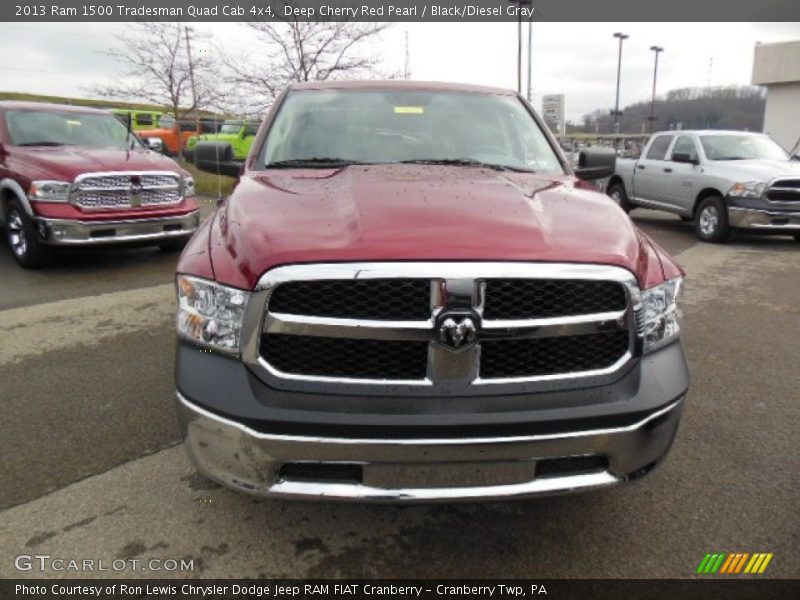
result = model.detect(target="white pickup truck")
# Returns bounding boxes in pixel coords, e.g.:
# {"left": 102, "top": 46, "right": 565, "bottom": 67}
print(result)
{"left": 607, "top": 130, "right": 800, "bottom": 242}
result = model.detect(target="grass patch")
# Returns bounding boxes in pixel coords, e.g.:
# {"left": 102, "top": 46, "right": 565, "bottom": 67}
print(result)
{"left": 180, "top": 161, "right": 237, "bottom": 197}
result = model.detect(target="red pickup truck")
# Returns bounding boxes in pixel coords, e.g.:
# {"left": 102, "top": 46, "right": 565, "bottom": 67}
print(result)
{"left": 176, "top": 81, "right": 689, "bottom": 502}
{"left": 0, "top": 102, "right": 200, "bottom": 267}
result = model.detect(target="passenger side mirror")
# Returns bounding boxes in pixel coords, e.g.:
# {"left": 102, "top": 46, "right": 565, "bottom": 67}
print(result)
{"left": 574, "top": 148, "right": 616, "bottom": 181}
{"left": 194, "top": 141, "right": 242, "bottom": 178}
{"left": 671, "top": 152, "right": 699, "bottom": 165}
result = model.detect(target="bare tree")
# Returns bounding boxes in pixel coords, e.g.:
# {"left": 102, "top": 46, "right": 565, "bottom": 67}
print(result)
{"left": 92, "top": 23, "right": 220, "bottom": 157}
{"left": 224, "top": 13, "right": 393, "bottom": 115}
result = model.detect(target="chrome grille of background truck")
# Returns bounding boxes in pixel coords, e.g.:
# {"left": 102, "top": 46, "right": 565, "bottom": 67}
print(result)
{"left": 71, "top": 171, "right": 183, "bottom": 210}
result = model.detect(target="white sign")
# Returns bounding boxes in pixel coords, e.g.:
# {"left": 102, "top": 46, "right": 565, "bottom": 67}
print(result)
{"left": 542, "top": 94, "right": 565, "bottom": 136}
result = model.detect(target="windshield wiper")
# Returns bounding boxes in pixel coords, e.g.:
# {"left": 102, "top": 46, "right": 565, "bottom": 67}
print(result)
{"left": 396, "top": 158, "right": 535, "bottom": 173}
{"left": 266, "top": 158, "right": 370, "bottom": 168}
{"left": 17, "top": 141, "right": 66, "bottom": 147}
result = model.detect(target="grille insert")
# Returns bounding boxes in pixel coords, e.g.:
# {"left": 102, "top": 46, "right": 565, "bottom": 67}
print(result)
{"left": 479, "top": 330, "right": 629, "bottom": 379}
{"left": 261, "top": 334, "right": 429, "bottom": 380}
{"left": 766, "top": 179, "right": 800, "bottom": 202}
{"left": 483, "top": 279, "right": 627, "bottom": 320}
{"left": 268, "top": 279, "right": 431, "bottom": 320}
{"left": 72, "top": 173, "right": 182, "bottom": 210}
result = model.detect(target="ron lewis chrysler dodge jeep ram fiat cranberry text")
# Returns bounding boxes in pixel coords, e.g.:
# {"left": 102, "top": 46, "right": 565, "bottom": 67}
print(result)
{"left": 175, "top": 81, "right": 689, "bottom": 502}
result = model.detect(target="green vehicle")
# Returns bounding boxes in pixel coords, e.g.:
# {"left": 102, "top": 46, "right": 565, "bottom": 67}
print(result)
{"left": 111, "top": 109, "right": 164, "bottom": 131}
{"left": 186, "top": 119, "right": 259, "bottom": 163}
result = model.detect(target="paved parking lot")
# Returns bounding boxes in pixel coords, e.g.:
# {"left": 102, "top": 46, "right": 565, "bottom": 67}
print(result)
{"left": 0, "top": 207, "right": 798, "bottom": 579}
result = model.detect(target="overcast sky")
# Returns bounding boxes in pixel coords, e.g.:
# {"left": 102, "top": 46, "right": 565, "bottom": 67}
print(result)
{"left": 0, "top": 22, "right": 798, "bottom": 121}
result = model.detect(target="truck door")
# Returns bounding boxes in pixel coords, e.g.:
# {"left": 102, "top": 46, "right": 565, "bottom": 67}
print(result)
{"left": 634, "top": 134, "right": 674, "bottom": 205}
{"left": 665, "top": 134, "right": 701, "bottom": 213}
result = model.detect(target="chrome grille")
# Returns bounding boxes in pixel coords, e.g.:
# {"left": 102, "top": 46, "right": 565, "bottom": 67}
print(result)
{"left": 766, "top": 179, "right": 800, "bottom": 203}
{"left": 71, "top": 171, "right": 182, "bottom": 210}
{"left": 246, "top": 263, "right": 641, "bottom": 396}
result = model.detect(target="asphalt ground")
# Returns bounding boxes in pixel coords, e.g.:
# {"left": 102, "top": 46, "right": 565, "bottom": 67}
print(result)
{"left": 0, "top": 206, "right": 798, "bottom": 579}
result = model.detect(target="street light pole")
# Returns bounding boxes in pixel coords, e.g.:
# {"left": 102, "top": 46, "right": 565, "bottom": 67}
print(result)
{"left": 612, "top": 32, "right": 629, "bottom": 146}
{"left": 508, "top": 0, "right": 532, "bottom": 95}
{"left": 648, "top": 46, "right": 664, "bottom": 133}
{"left": 526, "top": 15, "right": 533, "bottom": 101}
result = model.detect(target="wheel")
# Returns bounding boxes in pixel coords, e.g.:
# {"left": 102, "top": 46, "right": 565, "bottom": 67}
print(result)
{"left": 794, "top": 234, "right": 800, "bottom": 242}
{"left": 158, "top": 238, "right": 189, "bottom": 253}
{"left": 4, "top": 199, "right": 54, "bottom": 267}
{"left": 694, "top": 196, "right": 731, "bottom": 243}
{"left": 607, "top": 182, "right": 632, "bottom": 213}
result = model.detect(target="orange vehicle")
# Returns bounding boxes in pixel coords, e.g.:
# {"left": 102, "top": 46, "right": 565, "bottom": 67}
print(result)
{"left": 138, "top": 116, "right": 216, "bottom": 156}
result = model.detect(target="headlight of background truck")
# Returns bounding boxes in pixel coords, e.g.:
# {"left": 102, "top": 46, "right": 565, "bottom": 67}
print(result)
{"left": 642, "top": 276, "right": 684, "bottom": 353}
{"left": 176, "top": 275, "right": 249, "bottom": 354}
{"left": 727, "top": 181, "right": 766, "bottom": 199}
{"left": 29, "top": 181, "right": 71, "bottom": 202}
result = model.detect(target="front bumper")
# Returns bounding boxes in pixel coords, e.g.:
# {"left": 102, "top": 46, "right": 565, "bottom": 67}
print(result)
{"left": 177, "top": 389, "right": 685, "bottom": 503}
{"left": 728, "top": 206, "right": 800, "bottom": 231}
{"left": 37, "top": 210, "right": 201, "bottom": 245}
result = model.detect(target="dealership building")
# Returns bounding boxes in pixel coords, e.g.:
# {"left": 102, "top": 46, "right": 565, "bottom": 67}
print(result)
{"left": 752, "top": 40, "right": 800, "bottom": 153}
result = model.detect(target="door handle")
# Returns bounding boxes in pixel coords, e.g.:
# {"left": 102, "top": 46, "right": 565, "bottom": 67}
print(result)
{"left": 664, "top": 168, "right": 673, "bottom": 173}
{"left": 636, "top": 165, "right": 646, "bottom": 170}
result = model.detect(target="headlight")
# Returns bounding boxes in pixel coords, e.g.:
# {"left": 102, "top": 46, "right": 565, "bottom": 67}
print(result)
{"left": 641, "top": 276, "right": 683, "bottom": 353}
{"left": 727, "top": 181, "right": 766, "bottom": 199}
{"left": 176, "top": 275, "right": 249, "bottom": 354}
{"left": 183, "top": 177, "right": 195, "bottom": 197}
{"left": 29, "top": 180, "right": 71, "bottom": 202}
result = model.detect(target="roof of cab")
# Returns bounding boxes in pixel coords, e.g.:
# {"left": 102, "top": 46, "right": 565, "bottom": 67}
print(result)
{"left": 0, "top": 101, "right": 112, "bottom": 115}
{"left": 287, "top": 80, "right": 518, "bottom": 96}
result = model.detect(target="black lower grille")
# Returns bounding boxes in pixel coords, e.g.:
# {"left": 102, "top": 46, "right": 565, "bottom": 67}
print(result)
{"left": 479, "top": 330, "right": 629, "bottom": 378}
{"left": 483, "top": 279, "right": 627, "bottom": 320}
{"left": 536, "top": 455, "right": 609, "bottom": 478}
{"left": 261, "top": 334, "right": 429, "bottom": 380}
{"left": 268, "top": 279, "right": 431, "bottom": 320}
{"left": 766, "top": 180, "right": 800, "bottom": 202}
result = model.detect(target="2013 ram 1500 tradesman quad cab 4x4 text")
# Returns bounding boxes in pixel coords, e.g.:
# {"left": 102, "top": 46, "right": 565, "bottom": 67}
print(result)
{"left": 0, "top": 102, "right": 200, "bottom": 267}
{"left": 175, "top": 81, "right": 689, "bottom": 502}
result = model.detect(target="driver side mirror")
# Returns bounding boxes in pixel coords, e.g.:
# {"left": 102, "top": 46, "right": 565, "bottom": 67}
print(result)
{"left": 672, "top": 152, "right": 699, "bottom": 165}
{"left": 574, "top": 148, "right": 616, "bottom": 181}
{"left": 792, "top": 154, "right": 800, "bottom": 162}
{"left": 146, "top": 137, "right": 163, "bottom": 153}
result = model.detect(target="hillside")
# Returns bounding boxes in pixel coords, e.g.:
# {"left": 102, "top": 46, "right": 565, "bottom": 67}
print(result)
{"left": 582, "top": 86, "right": 766, "bottom": 134}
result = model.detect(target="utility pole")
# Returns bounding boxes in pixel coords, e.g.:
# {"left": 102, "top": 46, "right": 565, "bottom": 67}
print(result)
{"left": 526, "top": 14, "right": 533, "bottom": 100}
{"left": 184, "top": 25, "right": 198, "bottom": 143}
{"left": 404, "top": 30, "right": 410, "bottom": 80}
{"left": 648, "top": 46, "right": 664, "bottom": 133}
{"left": 612, "top": 32, "right": 628, "bottom": 147}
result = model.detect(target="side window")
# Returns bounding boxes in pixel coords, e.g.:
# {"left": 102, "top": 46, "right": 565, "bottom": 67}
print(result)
{"left": 179, "top": 120, "right": 196, "bottom": 132}
{"left": 645, "top": 135, "right": 673, "bottom": 160}
{"left": 136, "top": 113, "right": 154, "bottom": 127}
{"left": 672, "top": 135, "right": 698, "bottom": 161}
{"left": 244, "top": 123, "right": 259, "bottom": 137}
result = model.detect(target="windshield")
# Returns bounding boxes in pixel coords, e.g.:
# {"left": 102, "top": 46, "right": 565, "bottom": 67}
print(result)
{"left": 220, "top": 120, "right": 243, "bottom": 134}
{"left": 699, "top": 135, "right": 789, "bottom": 161}
{"left": 262, "top": 90, "right": 563, "bottom": 173}
{"left": 6, "top": 110, "right": 140, "bottom": 149}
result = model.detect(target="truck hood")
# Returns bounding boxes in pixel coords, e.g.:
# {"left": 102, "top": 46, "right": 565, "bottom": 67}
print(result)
{"left": 707, "top": 159, "right": 800, "bottom": 182}
{"left": 208, "top": 164, "right": 659, "bottom": 290}
{"left": 12, "top": 146, "right": 184, "bottom": 181}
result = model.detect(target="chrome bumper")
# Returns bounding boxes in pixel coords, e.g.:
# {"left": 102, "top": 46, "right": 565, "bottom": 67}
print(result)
{"left": 177, "top": 392, "right": 684, "bottom": 502}
{"left": 38, "top": 211, "right": 200, "bottom": 245}
{"left": 728, "top": 207, "right": 800, "bottom": 231}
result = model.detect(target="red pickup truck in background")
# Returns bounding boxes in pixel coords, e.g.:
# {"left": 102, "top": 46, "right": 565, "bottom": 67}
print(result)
{"left": 0, "top": 102, "right": 200, "bottom": 267}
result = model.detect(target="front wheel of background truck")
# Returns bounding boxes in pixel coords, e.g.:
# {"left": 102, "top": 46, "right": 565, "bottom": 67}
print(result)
{"left": 4, "top": 199, "right": 54, "bottom": 268}
{"left": 695, "top": 196, "right": 731, "bottom": 243}
{"left": 607, "top": 183, "right": 632, "bottom": 213}
{"left": 158, "top": 239, "right": 189, "bottom": 253}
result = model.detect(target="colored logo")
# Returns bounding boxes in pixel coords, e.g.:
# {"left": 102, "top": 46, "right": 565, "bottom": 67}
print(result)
{"left": 696, "top": 552, "right": 773, "bottom": 575}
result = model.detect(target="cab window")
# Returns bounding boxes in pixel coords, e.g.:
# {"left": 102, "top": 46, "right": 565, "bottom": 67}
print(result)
{"left": 645, "top": 135, "right": 673, "bottom": 160}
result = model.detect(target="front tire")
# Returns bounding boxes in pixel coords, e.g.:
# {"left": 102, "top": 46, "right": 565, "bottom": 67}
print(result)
{"left": 607, "top": 182, "right": 632, "bottom": 213}
{"left": 158, "top": 238, "right": 189, "bottom": 253}
{"left": 695, "top": 196, "right": 731, "bottom": 243}
{"left": 5, "top": 199, "right": 54, "bottom": 268}
{"left": 794, "top": 234, "right": 800, "bottom": 242}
